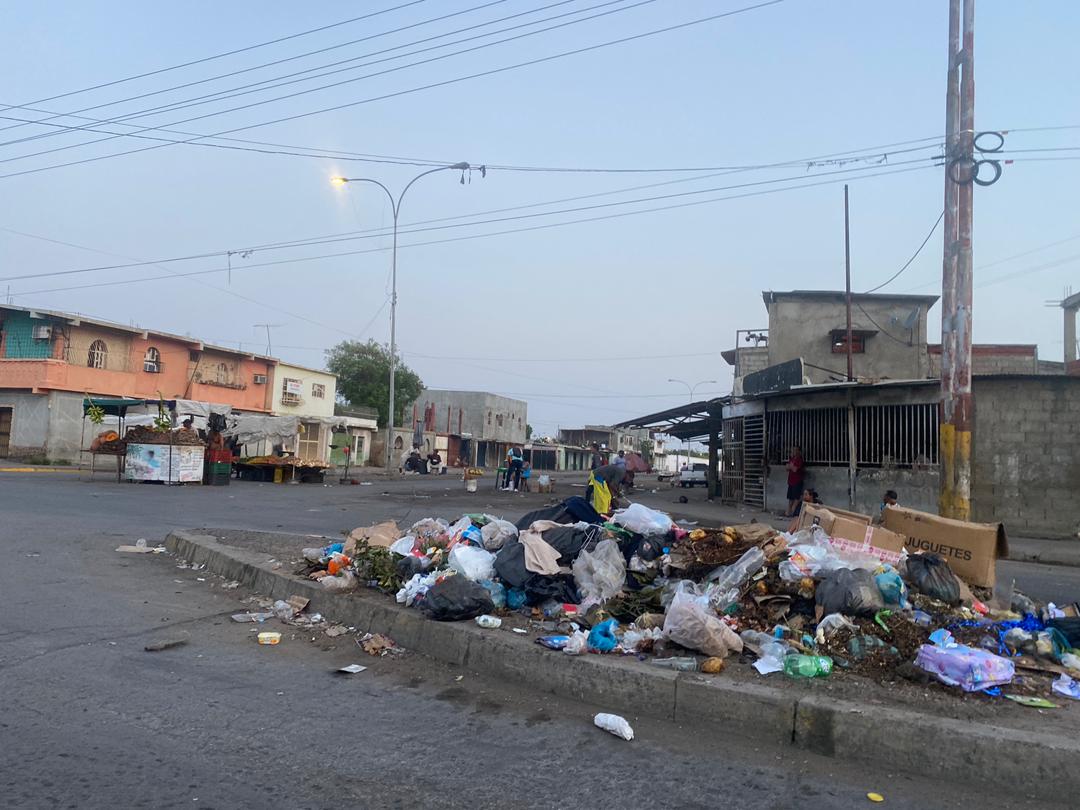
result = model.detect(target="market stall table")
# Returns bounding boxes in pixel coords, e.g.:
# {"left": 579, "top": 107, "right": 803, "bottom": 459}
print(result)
{"left": 235, "top": 456, "right": 329, "bottom": 483}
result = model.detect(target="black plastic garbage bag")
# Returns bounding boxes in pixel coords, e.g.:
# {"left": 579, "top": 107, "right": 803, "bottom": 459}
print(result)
{"left": 541, "top": 525, "right": 591, "bottom": 565}
{"left": 514, "top": 505, "right": 568, "bottom": 531}
{"left": 494, "top": 541, "right": 530, "bottom": 589}
{"left": 513, "top": 497, "right": 603, "bottom": 531}
{"left": 523, "top": 573, "right": 580, "bottom": 606}
{"left": 420, "top": 575, "right": 494, "bottom": 621}
{"left": 816, "top": 568, "right": 885, "bottom": 617}
{"left": 905, "top": 553, "right": 961, "bottom": 606}
{"left": 1049, "top": 617, "right": 1080, "bottom": 647}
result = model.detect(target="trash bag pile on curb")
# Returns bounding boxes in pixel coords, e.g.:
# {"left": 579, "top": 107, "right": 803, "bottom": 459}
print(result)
{"left": 295, "top": 499, "right": 1080, "bottom": 704}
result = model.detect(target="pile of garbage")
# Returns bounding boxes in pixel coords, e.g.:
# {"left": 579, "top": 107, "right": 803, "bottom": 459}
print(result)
{"left": 296, "top": 498, "right": 1080, "bottom": 704}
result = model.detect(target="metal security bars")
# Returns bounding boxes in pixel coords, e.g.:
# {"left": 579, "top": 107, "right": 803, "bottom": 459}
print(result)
{"left": 855, "top": 403, "right": 938, "bottom": 468}
{"left": 767, "top": 404, "right": 938, "bottom": 469}
{"left": 767, "top": 408, "right": 849, "bottom": 466}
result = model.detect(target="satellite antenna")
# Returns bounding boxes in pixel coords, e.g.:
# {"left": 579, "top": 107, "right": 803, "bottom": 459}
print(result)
{"left": 901, "top": 307, "right": 921, "bottom": 331}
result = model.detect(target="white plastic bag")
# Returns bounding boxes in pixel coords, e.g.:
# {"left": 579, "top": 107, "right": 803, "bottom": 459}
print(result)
{"left": 396, "top": 571, "right": 439, "bottom": 606}
{"left": 389, "top": 536, "right": 418, "bottom": 556}
{"left": 320, "top": 571, "right": 357, "bottom": 592}
{"left": 620, "top": 626, "right": 663, "bottom": 653}
{"left": 572, "top": 539, "right": 626, "bottom": 605}
{"left": 594, "top": 713, "right": 634, "bottom": 741}
{"left": 663, "top": 591, "right": 743, "bottom": 657}
{"left": 564, "top": 629, "right": 588, "bottom": 655}
{"left": 447, "top": 515, "right": 473, "bottom": 543}
{"left": 448, "top": 545, "right": 496, "bottom": 582}
{"left": 611, "top": 503, "right": 674, "bottom": 536}
{"left": 481, "top": 518, "right": 518, "bottom": 551}
{"left": 817, "top": 613, "right": 858, "bottom": 638}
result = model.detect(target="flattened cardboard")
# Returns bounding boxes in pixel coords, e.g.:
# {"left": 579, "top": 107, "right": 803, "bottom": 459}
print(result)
{"left": 797, "top": 504, "right": 906, "bottom": 564}
{"left": 882, "top": 505, "right": 1008, "bottom": 589}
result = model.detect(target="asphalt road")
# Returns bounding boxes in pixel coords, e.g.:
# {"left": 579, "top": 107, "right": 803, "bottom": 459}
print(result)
{"left": 1, "top": 471, "right": 1075, "bottom": 809}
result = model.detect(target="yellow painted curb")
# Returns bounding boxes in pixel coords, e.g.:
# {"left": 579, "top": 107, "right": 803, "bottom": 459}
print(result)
{"left": 0, "top": 467, "right": 82, "bottom": 473}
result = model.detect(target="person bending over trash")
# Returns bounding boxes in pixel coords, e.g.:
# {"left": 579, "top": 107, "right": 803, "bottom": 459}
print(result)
{"left": 586, "top": 463, "right": 626, "bottom": 515}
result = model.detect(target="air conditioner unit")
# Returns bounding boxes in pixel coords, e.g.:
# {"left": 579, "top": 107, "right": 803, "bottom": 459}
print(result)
{"left": 32, "top": 325, "right": 52, "bottom": 340}
{"left": 253, "top": 374, "right": 267, "bottom": 384}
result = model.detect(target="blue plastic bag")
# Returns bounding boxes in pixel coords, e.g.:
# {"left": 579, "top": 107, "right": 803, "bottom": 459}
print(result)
{"left": 480, "top": 579, "right": 506, "bottom": 610}
{"left": 874, "top": 566, "right": 908, "bottom": 609}
{"left": 461, "top": 525, "right": 484, "bottom": 546}
{"left": 587, "top": 618, "right": 619, "bottom": 652}
{"left": 506, "top": 587, "right": 527, "bottom": 610}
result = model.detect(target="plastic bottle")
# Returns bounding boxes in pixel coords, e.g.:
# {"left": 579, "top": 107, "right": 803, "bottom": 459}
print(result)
{"left": 707, "top": 547, "right": 765, "bottom": 591}
{"left": 650, "top": 656, "right": 699, "bottom": 671}
{"left": 475, "top": 615, "right": 502, "bottom": 629}
{"left": 783, "top": 654, "right": 833, "bottom": 678}
{"left": 740, "top": 629, "right": 790, "bottom": 662}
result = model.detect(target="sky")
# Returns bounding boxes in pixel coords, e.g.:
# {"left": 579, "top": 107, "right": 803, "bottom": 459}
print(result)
{"left": 2, "top": 0, "right": 1078, "bottom": 437}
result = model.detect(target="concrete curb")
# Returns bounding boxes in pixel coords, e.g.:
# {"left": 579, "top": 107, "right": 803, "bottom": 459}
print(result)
{"left": 167, "top": 529, "right": 1080, "bottom": 800}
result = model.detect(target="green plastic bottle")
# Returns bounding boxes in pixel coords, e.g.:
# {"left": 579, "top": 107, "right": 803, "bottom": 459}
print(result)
{"left": 783, "top": 654, "right": 833, "bottom": 678}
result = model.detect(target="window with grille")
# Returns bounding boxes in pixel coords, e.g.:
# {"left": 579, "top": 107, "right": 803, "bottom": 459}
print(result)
{"left": 143, "top": 347, "right": 161, "bottom": 373}
{"left": 767, "top": 404, "right": 938, "bottom": 469}
{"left": 281, "top": 377, "right": 302, "bottom": 405}
{"left": 87, "top": 340, "right": 108, "bottom": 369}
{"left": 830, "top": 330, "right": 869, "bottom": 354}
{"left": 311, "top": 383, "right": 326, "bottom": 399}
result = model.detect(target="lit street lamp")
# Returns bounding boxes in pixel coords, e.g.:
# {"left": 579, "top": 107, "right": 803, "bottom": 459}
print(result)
{"left": 332, "top": 162, "right": 472, "bottom": 471}
{"left": 667, "top": 378, "right": 717, "bottom": 473}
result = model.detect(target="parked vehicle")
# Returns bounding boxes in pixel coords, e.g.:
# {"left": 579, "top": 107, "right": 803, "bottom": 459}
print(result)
{"left": 677, "top": 463, "right": 709, "bottom": 488}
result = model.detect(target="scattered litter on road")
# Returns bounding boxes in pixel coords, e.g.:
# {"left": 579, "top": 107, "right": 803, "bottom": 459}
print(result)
{"left": 325, "top": 625, "right": 349, "bottom": 637}
{"left": 594, "top": 713, "right": 634, "bottom": 741}
{"left": 117, "top": 544, "right": 165, "bottom": 554}
{"left": 337, "top": 664, "right": 367, "bottom": 674}
{"left": 475, "top": 615, "right": 502, "bottom": 628}
{"left": 867, "top": 793, "right": 884, "bottom": 803}
{"left": 257, "top": 632, "right": 282, "bottom": 645}
{"left": 221, "top": 581, "right": 240, "bottom": 590}
{"left": 358, "top": 633, "right": 403, "bottom": 657}
{"left": 512, "top": 627, "right": 527, "bottom": 635}
{"left": 232, "top": 612, "right": 272, "bottom": 623}
{"left": 145, "top": 637, "right": 188, "bottom": 652}
{"left": 1003, "top": 695, "right": 1058, "bottom": 708}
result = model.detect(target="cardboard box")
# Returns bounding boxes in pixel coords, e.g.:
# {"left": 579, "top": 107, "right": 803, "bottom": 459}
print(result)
{"left": 881, "top": 505, "right": 1008, "bottom": 589}
{"left": 797, "top": 503, "right": 907, "bottom": 565}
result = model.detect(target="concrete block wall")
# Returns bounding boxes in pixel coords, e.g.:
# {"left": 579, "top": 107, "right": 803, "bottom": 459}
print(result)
{"left": 766, "top": 466, "right": 938, "bottom": 515}
{"left": 973, "top": 377, "right": 1080, "bottom": 538}
{"left": 0, "top": 389, "right": 50, "bottom": 459}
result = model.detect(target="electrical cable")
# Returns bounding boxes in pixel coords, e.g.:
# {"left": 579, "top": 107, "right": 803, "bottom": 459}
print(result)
{"left": 0, "top": 0, "right": 655, "bottom": 162}
{"left": 0, "top": 156, "right": 937, "bottom": 284}
{"left": 6, "top": 162, "right": 935, "bottom": 298}
{"left": 0, "top": 0, "right": 545, "bottom": 143}
{"left": 0, "top": 0, "right": 785, "bottom": 180}
{"left": 853, "top": 302, "right": 913, "bottom": 346}
{"left": 0, "top": 1, "right": 431, "bottom": 114}
{"left": 862, "top": 209, "right": 944, "bottom": 294}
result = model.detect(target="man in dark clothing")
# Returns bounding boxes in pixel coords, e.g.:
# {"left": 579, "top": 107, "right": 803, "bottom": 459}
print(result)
{"left": 503, "top": 445, "right": 524, "bottom": 491}
{"left": 586, "top": 463, "right": 626, "bottom": 513}
{"left": 589, "top": 443, "right": 603, "bottom": 470}
{"left": 785, "top": 445, "right": 806, "bottom": 517}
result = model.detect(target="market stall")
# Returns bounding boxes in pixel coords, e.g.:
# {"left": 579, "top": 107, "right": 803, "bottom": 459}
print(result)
{"left": 81, "top": 397, "right": 160, "bottom": 481}
{"left": 123, "top": 424, "right": 205, "bottom": 483}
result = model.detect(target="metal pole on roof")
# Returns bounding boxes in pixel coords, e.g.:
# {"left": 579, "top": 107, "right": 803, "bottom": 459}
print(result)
{"left": 844, "top": 185, "right": 854, "bottom": 382}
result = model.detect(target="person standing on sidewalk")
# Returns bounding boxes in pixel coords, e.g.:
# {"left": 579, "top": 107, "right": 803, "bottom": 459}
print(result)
{"left": 784, "top": 445, "right": 806, "bottom": 517}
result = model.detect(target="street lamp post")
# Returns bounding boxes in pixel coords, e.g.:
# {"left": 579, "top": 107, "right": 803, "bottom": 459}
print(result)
{"left": 332, "top": 162, "right": 471, "bottom": 472}
{"left": 667, "top": 378, "right": 717, "bottom": 473}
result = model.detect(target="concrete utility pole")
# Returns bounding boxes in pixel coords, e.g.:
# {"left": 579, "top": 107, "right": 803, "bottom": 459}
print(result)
{"left": 939, "top": 0, "right": 975, "bottom": 520}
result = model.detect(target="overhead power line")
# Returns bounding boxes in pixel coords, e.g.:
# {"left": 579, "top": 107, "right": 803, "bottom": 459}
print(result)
{"left": 0, "top": 155, "right": 937, "bottom": 285}
{"left": 0, "top": 0, "right": 786, "bottom": 180}
{"left": 6, "top": 162, "right": 934, "bottom": 298}
{"left": 0, "top": 0, "right": 526, "bottom": 142}
{"left": 862, "top": 209, "right": 945, "bottom": 294}
{"left": 0, "top": 1, "right": 430, "bottom": 112}
{"left": 0, "top": 0, "right": 658, "bottom": 163}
